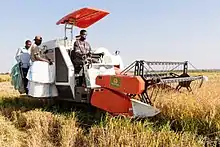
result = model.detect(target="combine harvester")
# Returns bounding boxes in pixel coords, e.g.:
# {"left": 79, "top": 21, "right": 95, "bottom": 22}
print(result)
{"left": 29, "top": 7, "right": 208, "bottom": 118}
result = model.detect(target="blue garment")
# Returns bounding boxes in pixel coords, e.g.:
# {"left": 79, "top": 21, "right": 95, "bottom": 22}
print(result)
{"left": 15, "top": 47, "right": 31, "bottom": 68}
{"left": 10, "top": 63, "right": 26, "bottom": 94}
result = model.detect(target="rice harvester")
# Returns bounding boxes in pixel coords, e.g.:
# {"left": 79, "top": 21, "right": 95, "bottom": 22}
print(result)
{"left": 37, "top": 7, "right": 207, "bottom": 118}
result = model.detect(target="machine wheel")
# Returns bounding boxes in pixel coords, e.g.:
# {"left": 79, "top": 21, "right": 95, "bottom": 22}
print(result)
{"left": 93, "top": 108, "right": 106, "bottom": 119}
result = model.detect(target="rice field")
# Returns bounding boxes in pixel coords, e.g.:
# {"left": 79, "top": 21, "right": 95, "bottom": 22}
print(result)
{"left": 0, "top": 74, "right": 10, "bottom": 82}
{"left": 0, "top": 72, "right": 220, "bottom": 147}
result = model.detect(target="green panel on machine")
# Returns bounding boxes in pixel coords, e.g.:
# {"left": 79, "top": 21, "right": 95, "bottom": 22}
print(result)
{"left": 110, "top": 76, "right": 121, "bottom": 88}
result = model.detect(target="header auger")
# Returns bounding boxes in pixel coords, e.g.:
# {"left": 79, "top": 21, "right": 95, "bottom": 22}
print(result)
{"left": 15, "top": 7, "right": 207, "bottom": 119}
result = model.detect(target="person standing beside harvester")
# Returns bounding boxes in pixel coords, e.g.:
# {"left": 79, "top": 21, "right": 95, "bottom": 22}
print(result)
{"left": 15, "top": 40, "right": 32, "bottom": 94}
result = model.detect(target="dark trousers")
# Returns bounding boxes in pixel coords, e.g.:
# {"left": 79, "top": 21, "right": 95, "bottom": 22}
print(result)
{"left": 72, "top": 60, "right": 84, "bottom": 74}
{"left": 21, "top": 68, "right": 29, "bottom": 94}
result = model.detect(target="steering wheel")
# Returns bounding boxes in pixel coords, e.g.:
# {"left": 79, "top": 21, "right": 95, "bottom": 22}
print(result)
{"left": 81, "top": 55, "right": 92, "bottom": 69}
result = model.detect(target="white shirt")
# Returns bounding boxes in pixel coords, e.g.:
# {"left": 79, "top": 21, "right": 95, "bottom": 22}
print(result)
{"left": 15, "top": 47, "right": 31, "bottom": 68}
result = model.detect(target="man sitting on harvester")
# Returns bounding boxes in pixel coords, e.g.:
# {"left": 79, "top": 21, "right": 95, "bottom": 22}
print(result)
{"left": 71, "top": 30, "right": 100, "bottom": 74}
{"left": 26, "top": 36, "right": 57, "bottom": 105}
{"left": 71, "top": 30, "right": 92, "bottom": 74}
{"left": 30, "top": 36, "right": 52, "bottom": 64}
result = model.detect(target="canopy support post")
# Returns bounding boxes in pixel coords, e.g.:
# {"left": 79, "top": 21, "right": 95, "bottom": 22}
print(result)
{"left": 64, "top": 23, "right": 74, "bottom": 47}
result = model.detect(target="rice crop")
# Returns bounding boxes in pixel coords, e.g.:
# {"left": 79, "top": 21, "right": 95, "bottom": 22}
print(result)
{"left": 0, "top": 72, "right": 219, "bottom": 147}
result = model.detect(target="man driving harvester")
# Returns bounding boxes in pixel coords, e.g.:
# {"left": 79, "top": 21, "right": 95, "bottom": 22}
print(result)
{"left": 71, "top": 30, "right": 93, "bottom": 74}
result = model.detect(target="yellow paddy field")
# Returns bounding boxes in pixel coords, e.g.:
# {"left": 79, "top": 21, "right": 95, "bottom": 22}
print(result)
{"left": 0, "top": 72, "right": 219, "bottom": 147}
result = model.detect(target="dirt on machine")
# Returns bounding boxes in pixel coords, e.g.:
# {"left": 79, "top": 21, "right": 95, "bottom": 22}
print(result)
{"left": 17, "top": 7, "right": 208, "bottom": 118}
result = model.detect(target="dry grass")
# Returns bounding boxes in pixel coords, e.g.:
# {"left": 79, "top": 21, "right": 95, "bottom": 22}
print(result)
{"left": 152, "top": 72, "right": 220, "bottom": 134}
{"left": 0, "top": 72, "right": 219, "bottom": 146}
{"left": 0, "top": 115, "right": 25, "bottom": 147}
{"left": 0, "top": 74, "right": 10, "bottom": 82}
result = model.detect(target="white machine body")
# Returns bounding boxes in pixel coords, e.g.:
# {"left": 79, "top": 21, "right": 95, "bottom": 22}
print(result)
{"left": 39, "top": 38, "right": 124, "bottom": 100}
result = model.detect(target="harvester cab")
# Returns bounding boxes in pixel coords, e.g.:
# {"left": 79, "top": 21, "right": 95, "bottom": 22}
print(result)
{"left": 38, "top": 7, "right": 207, "bottom": 118}
{"left": 40, "top": 8, "right": 119, "bottom": 101}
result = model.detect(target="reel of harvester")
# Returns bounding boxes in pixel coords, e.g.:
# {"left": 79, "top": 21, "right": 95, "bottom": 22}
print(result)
{"left": 120, "top": 60, "right": 206, "bottom": 105}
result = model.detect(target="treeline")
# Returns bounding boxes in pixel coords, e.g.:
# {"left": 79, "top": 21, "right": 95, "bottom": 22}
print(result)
{"left": 187, "top": 69, "right": 220, "bottom": 72}
{"left": 0, "top": 72, "right": 9, "bottom": 75}
{"left": 149, "top": 69, "right": 220, "bottom": 72}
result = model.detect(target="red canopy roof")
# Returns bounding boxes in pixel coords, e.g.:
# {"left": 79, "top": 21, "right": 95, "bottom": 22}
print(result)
{"left": 56, "top": 7, "right": 109, "bottom": 28}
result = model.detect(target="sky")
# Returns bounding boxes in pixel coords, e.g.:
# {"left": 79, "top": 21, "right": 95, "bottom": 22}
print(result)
{"left": 0, "top": 0, "right": 220, "bottom": 72}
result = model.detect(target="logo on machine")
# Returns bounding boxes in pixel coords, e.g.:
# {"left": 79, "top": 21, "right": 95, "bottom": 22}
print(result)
{"left": 110, "top": 76, "right": 121, "bottom": 87}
